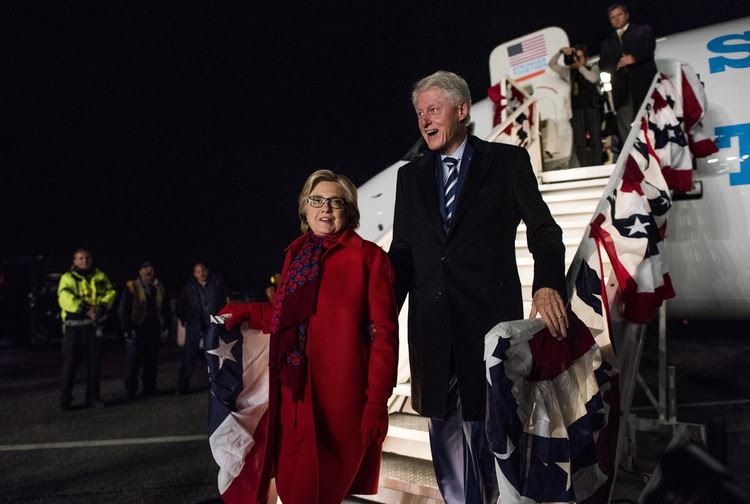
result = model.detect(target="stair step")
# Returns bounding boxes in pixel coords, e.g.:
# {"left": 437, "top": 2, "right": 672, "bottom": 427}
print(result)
{"left": 384, "top": 412, "right": 431, "bottom": 460}
{"left": 539, "top": 164, "right": 615, "bottom": 185}
{"left": 540, "top": 187, "right": 609, "bottom": 203}
{"left": 390, "top": 412, "right": 428, "bottom": 431}
{"left": 371, "top": 453, "right": 442, "bottom": 501}
{"left": 393, "top": 383, "right": 412, "bottom": 398}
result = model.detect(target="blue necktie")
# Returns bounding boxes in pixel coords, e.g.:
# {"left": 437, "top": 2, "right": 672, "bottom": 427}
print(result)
{"left": 443, "top": 157, "right": 459, "bottom": 227}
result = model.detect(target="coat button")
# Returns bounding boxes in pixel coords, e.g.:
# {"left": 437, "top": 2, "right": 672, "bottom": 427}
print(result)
{"left": 435, "top": 290, "right": 443, "bottom": 299}
{"left": 441, "top": 256, "right": 449, "bottom": 264}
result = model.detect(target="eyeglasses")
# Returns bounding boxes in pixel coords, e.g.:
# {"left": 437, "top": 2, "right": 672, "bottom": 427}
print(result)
{"left": 308, "top": 196, "right": 346, "bottom": 209}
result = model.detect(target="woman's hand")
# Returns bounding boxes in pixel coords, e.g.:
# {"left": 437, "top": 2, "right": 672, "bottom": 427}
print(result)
{"left": 216, "top": 303, "right": 253, "bottom": 330}
{"left": 361, "top": 384, "right": 392, "bottom": 446}
{"left": 361, "top": 403, "right": 389, "bottom": 446}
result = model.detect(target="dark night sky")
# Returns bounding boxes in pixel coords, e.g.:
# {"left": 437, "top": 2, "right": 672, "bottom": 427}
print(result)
{"left": 3, "top": 0, "right": 749, "bottom": 296}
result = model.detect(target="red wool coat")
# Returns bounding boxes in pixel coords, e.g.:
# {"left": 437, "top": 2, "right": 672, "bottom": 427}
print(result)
{"left": 246, "top": 229, "right": 398, "bottom": 504}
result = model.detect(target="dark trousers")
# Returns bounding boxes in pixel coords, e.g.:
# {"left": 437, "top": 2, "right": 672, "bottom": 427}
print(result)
{"left": 177, "top": 324, "right": 205, "bottom": 393}
{"left": 571, "top": 106, "right": 603, "bottom": 167}
{"left": 616, "top": 95, "right": 636, "bottom": 143}
{"left": 60, "top": 324, "right": 102, "bottom": 405}
{"left": 124, "top": 324, "right": 161, "bottom": 398}
{"left": 428, "top": 376, "right": 499, "bottom": 504}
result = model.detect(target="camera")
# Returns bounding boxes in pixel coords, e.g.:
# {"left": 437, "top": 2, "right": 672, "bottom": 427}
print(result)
{"left": 564, "top": 52, "right": 578, "bottom": 65}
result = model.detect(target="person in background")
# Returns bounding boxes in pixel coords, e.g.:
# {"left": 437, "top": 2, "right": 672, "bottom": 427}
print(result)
{"left": 264, "top": 273, "right": 280, "bottom": 305}
{"left": 219, "top": 169, "right": 399, "bottom": 503}
{"left": 388, "top": 70, "right": 568, "bottom": 503}
{"left": 176, "top": 262, "right": 227, "bottom": 395}
{"left": 549, "top": 44, "right": 604, "bottom": 167}
{"left": 57, "top": 248, "right": 116, "bottom": 410}
{"left": 118, "top": 261, "right": 170, "bottom": 400}
{"left": 599, "top": 3, "right": 657, "bottom": 141}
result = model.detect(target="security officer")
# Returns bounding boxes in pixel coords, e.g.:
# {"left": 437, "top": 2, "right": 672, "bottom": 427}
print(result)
{"left": 57, "top": 248, "right": 116, "bottom": 410}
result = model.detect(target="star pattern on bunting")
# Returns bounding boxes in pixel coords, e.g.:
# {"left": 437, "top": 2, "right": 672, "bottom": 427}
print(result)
{"left": 207, "top": 337, "right": 237, "bottom": 369}
{"left": 556, "top": 461, "right": 572, "bottom": 491}
{"left": 625, "top": 216, "right": 650, "bottom": 236}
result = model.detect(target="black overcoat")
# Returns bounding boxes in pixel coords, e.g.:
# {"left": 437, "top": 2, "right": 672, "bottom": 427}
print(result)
{"left": 388, "top": 136, "right": 566, "bottom": 421}
{"left": 599, "top": 23, "right": 658, "bottom": 110}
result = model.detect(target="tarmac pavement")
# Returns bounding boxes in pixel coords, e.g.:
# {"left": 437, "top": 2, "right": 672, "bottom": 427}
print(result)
{"left": 1, "top": 318, "right": 749, "bottom": 503}
{"left": 0, "top": 337, "right": 222, "bottom": 504}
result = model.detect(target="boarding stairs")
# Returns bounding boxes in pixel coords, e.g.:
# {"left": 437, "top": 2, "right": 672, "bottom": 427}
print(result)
{"left": 359, "top": 168, "right": 616, "bottom": 503}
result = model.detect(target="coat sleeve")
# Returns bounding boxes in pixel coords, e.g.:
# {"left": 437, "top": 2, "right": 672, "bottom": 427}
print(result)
{"left": 176, "top": 285, "right": 188, "bottom": 323}
{"left": 598, "top": 36, "right": 618, "bottom": 75}
{"left": 57, "top": 273, "right": 85, "bottom": 314}
{"left": 160, "top": 284, "right": 171, "bottom": 331}
{"left": 513, "top": 148, "right": 568, "bottom": 303}
{"left": 365, "top": 246, "right": 399, "bottom": 399}
{"left": 221, "top": 302, "right": 273, "bottom": 333}
{"left": 388, "top": 167, "right": 414, "bottom": 310}
{"left": 118, "top": 286, "right": 134, "bottom": 332}
{"left": 98, "top": 272, "right": 117, "bottom": 311}
{"left": 628, "top": 24, "right": 656, "bottom": 65}
{"left": 248, "top": 302, "right": 273, "bottom": 333}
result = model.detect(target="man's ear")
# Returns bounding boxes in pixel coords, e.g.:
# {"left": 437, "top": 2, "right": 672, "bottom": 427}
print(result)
{"left": 457, "top": 101, "right": 469, "bottom": 122}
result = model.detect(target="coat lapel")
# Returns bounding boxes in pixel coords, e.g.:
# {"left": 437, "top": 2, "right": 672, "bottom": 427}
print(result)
{"left": 448, "top": 137, "right": 493, "bottom": 236}
{"left": 414, "top": 152, "right": 448, "bottom": 240}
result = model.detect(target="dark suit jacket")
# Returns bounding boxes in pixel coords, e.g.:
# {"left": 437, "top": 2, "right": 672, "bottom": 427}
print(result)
{"left": 388, "top": 136, "right": 566, "bottom": 420}
{"left": 599, "top": 23, "right": 657, "bottom": 110}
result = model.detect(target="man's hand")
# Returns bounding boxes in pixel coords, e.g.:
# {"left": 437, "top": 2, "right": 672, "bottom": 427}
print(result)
{"left": 529, "top": 287, "right": 568, "bottom": 340}
{"left": 617, "top": 54, "right": 635, "bottom": 69}
{"left": 86, "top": 306, "right": 97, "bottom": 320}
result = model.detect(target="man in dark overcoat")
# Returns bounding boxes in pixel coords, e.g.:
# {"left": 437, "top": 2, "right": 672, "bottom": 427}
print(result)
{"left": 599, "top": 3, "right": 658, "bottom": 140}
{"left": 389, "top": 70, "right": 569, "bottom": 503}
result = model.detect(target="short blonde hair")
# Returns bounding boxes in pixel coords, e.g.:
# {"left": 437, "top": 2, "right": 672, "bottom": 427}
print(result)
{"left": 298, "top": 169, "right": 360, "bottom": 233}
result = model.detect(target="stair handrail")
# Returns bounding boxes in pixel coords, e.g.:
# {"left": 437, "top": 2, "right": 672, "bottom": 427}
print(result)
{"left": 560, "top": 68, "right": 689, "bottom": 504}
{"left": 486, "top": 76, "right": 543, "bottom": 176}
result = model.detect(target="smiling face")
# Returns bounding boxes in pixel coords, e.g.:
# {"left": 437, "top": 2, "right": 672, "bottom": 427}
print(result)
{"left": 415, "top": 87, "right": 468, "bottom": 155}
{"left": 305, "top": 181, "right": 347, "bottom": 236}
{"left": 609, "top": 6, "right": 629, "bottom": 30}
{"left": 72, "top": 250, "right": 92, "bottom": 271}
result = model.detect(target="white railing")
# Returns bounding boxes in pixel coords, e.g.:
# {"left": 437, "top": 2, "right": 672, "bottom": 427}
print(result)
{"left": 486, "top": 76, "right": 543, "bottom": 177}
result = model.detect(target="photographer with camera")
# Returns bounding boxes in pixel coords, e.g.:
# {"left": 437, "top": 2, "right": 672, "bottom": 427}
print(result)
{"left": 549, "top": 44, "right": 604, "bottom": 167}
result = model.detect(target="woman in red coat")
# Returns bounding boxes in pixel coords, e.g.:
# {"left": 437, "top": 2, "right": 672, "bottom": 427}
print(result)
{"left": 220, "top": 169, "right": 399, "bottom": 504}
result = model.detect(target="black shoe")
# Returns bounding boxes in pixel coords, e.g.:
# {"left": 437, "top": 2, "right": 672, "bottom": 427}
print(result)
{"left": 58, "top": 402, "right": 71, "bottom": 412}
{"left": 176, "top": 388, "right": 189, "bottom": 396}
{"left": 86, "top": 398, "right": 105, "bottom": 408}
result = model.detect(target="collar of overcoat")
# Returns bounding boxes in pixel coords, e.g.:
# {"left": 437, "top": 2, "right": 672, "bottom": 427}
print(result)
{"left": 285, "top": 228, "right": 363, "bottom": 257}
{"left": 413, "top": 135, "right": 495, "bottom": 240}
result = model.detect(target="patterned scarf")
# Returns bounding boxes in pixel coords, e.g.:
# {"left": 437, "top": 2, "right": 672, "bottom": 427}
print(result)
{"left": 271, "top": 231, "right": 340, "bottom": 400}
